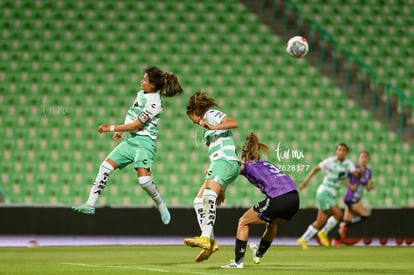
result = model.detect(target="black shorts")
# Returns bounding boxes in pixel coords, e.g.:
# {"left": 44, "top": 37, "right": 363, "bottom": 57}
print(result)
{"left": 253, "top": 190, "right": 299, "bottom": 223}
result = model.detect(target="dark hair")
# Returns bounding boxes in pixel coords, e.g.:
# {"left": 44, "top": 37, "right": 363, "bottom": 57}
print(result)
{"left": 360, "top": 150, "right": 370, "bottom": 157}
{"left": 241, "top": 132, "right": 269, "bottom": 161}
{"left": 336, "top": 143, "right": 349, "bottom": 152}
{"left": 186, "top": 91, "right": 219, "bottom": 117}
{"left": 144, "top": 66, "right": 183, "bottom": 97}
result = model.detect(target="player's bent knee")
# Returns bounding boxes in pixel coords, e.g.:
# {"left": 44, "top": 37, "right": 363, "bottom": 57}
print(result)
{"left": 138, "top": 176, "right": 152, "bottom": 186}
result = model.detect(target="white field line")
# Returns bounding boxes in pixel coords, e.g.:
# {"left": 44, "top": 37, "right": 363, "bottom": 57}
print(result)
{"left": 60, "top": 262, "right": 239, "bottom": 275}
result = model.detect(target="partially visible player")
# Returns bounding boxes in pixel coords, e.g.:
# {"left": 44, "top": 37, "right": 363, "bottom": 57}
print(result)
{"left": 183, "top": 91, "right": 241, "bottom": 262}
{"left": 297, "top": 143, "right": 363, "bottom": 249}
{"left": 333, "top": 151, "right": 374, "bottom": 245}
{"left": 221, "top": 132, "right": 299, "bottom": 269}
{"left": 72, "top": 66, "right": 183, "bottom": 225}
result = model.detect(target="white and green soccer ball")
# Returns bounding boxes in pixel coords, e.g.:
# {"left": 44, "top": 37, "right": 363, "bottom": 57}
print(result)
{"left": 286, "top": 36, "right": 309, "bottom": 58}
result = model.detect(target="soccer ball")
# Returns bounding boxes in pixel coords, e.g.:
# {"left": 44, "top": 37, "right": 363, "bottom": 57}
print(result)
{"left": 286, "top": 36, "right": 309, "bottom": 58}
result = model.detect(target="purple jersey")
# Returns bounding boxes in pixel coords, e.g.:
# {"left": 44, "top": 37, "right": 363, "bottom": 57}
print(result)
{"left": 343, "top": 164, "right": 372, "bottom": 203}
{"left": 241, "top": 160, "right": 297, "bottom": 198}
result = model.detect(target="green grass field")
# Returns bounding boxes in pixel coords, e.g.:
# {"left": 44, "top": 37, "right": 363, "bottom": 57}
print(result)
{"left": 0, "top": 245, "right": 413, "bottom": 275}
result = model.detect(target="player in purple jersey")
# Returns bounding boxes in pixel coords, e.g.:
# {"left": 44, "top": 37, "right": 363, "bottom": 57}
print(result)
{"left": 221, "top": 132, "right": 299, "bottom": 269}
{"left": 335, "top": 151, "right": 374, "bottom": 245}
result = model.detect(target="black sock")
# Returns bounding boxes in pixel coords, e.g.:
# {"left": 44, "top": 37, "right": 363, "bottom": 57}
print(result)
{"left": 235, "top": 239, "right": 248, "bottom": 264}
{"left": 257, "top": 239, "right": 272, "bottom": 257}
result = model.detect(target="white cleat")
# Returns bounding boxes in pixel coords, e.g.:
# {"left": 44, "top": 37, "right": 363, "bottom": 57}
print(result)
{"left": 221, "top": 260, "right": 243, "bottom": 269}
{"left": 249, "top": 243, "right": 261, "bottom": 264}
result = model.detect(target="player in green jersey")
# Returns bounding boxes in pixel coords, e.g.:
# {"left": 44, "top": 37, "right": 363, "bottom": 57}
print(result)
{"left": 184, "top": 91, "right": 241, "bottom": 262}
{"left": 297, "top": 143, "right": 363, "bottom": 249}
{"left": 72, "top": 66, "right": 183, "bottom": 225}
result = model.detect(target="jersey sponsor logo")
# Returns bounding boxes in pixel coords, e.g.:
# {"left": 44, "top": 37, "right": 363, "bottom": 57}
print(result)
{"left": 214, "top": 111, "right": 224, "bottom": 119}
{"left": 94, "top": 172, "right": 109, "bottom": 195}
{"left": 138, "top": 112, "right": 150, "bottom": 123}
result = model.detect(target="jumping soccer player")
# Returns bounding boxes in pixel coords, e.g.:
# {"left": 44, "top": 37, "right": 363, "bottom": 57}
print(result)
{"left": 72, "top": 66, "right": 183, "bottom": 225}
{"left": 183, "top": 91, "right": 241, "bottom": 262}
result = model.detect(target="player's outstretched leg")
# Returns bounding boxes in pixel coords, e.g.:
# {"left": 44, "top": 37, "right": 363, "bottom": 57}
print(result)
{"left": 138, "top": 176, "right": 171, "bottom": 224}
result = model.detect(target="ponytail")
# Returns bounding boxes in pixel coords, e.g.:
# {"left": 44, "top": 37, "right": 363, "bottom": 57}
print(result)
{"left": 161, "top": 72, "right": 183, "bottom": 97}
{"left": 241, "top": 132, "right": 268, "bottom": 161}
{"left": 144, "top": 66, "right": 183, "bottom": 97}
{"left": 186, "top": 90, "right": 219, "bottom": 117}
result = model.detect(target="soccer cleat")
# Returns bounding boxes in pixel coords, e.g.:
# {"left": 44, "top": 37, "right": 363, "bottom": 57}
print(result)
{"left": 249, "top": 243, "right": 261, "bottom": 264}
{"left": 72, "top": 203, "right": 95, "bottom": 215}
{"left": 297, "top": 237, "right": 309, "bottom": 250}
{"left": 317, "top": 231, "right": 330, "bottom": 247}
{"left": 339, "top": 223, "right": 349, "bottom": 240}
{"left": 221, "top": 260, "right": 243, "bottom": 269}
{"left": 195, "top": 239, "right": 219, "bottom": 262}
{"left": 158, "top": 203, "right": 171, "bottom": 224}
{"left": 184, "top": 236, "right": 211, "bottom": 250}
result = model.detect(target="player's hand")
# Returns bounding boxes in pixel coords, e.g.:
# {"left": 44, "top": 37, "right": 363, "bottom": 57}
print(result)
{"left": 98, "top": 124, "right": 110, "bottom": 133}
{"left": 299, "top": 182, "right": 307, "bottom": 190}
{"left": 199, "top": 119, "right": 213, "bottom": 130}
{"left": 367, "top": 181, "right": 375, "bottom": 191}
{"left": 216, "top": 191, "right": 225, "bottom": 206}
{"left": 112, "top": 131, "right": 123, "bottom": 140}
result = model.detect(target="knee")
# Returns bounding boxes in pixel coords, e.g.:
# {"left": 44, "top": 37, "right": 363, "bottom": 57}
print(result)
{"left": 238, "top": 216, "right": 248, "bottom": 228}
{"left": 101, "top": 161, "right": 115, "bottom": 173}
{"left": 312, "top": 222, "right": 322, "bottom": 229}
{"left": 335, "top": 214, "right": 343, "bottom": 221}
{"left": 138, "top": 176, "right": 152, "bottom": 186}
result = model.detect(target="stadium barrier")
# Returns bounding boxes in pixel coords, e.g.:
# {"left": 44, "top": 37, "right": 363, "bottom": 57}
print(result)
{"left": 0, "top": 206, "right": 412, "bottom": 240}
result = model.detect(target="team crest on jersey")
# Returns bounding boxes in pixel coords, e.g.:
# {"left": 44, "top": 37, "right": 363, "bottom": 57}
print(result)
{"left": 138, "top": 112, "right": 150, "bottom": 123}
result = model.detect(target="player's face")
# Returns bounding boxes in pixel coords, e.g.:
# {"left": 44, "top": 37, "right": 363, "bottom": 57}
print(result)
{"left": 335, "top": 145, "right": 348, "bottom": 161}
{"left": 187, "top": 113, "right": 202, "bottom": 124}
{"left": 140, "top": 73, "right": 155, "bottom": 92}
{"left": 359, "top": 152, "right": 369, "bottom": 166}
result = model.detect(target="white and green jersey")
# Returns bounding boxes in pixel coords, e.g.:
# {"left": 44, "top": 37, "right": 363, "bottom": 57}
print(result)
{"left": 124, "top": 90, "right": 162, "bottom": 140}
{"left": 317, "top": 156, "right": 356, "bottom": 196}
{"left": 203, "top": 109, "right": 240, "bottom": 162}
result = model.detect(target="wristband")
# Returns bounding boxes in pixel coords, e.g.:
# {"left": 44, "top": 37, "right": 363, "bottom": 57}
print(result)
{"left": 110, "top": 125, "right": 115, "bottom": 132}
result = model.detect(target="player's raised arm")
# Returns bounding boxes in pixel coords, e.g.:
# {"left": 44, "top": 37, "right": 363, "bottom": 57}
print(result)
{"left": 97, "top": 118, "right": 143, "bottom": 133}
{"left": 299, "top": 166, "right": 321, "bottom": 190}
